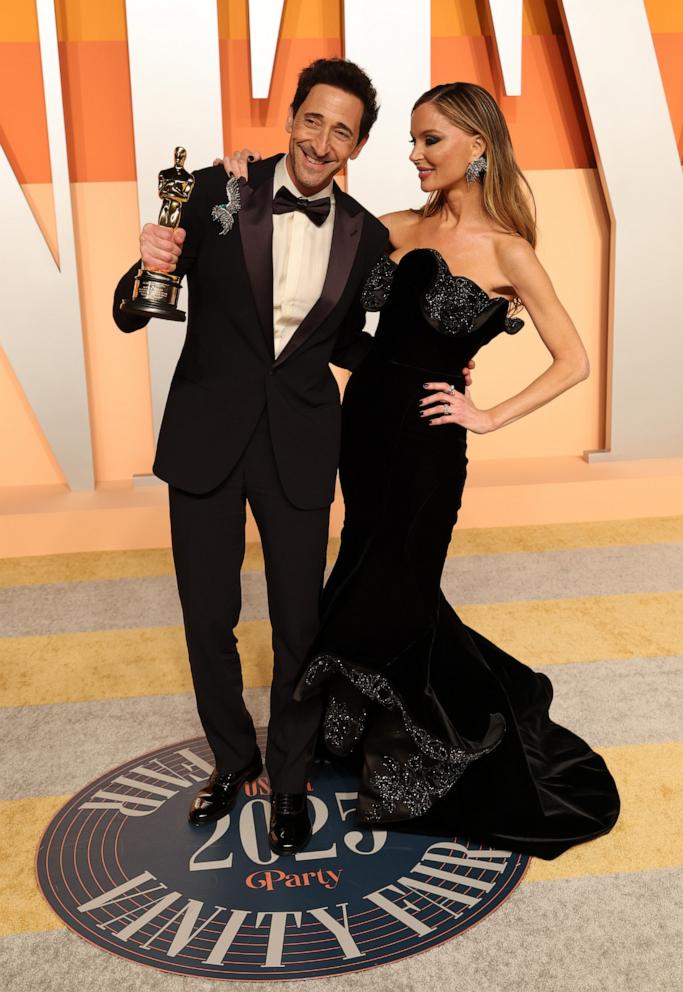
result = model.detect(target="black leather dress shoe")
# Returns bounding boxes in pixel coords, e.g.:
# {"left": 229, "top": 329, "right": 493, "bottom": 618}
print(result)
{"left": 268, "top": 792, "right": 312, "bottom": 855}
{"left": 189, "top": 751, "right": 262, "bottom": 825}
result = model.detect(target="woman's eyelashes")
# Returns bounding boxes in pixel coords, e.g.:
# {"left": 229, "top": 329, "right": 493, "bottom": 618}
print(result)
{"left": 409, "top": 135, "right": 442, "bottom": 146}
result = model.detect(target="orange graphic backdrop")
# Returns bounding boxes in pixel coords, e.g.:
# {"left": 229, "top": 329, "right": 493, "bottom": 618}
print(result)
{"left": 0, "top": 0, "right": 682, "bottom": 490}
{"left": 3, "top": 0, "right": 681, "bottom": 185}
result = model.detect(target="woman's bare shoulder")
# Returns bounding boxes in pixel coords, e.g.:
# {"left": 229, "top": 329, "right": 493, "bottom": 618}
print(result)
{"left": 493, "top": 232, "right": 536, "bottom": 263}
{"left": 378, "top": 209, "right": 422, "bottom": 248}
{"left": 492, "top": 233, "right": 556, "bottom": 300}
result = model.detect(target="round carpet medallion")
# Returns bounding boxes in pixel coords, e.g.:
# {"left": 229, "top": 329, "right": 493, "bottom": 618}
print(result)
{"left": 37, "top": 731, "right": 529, "bottom": 980}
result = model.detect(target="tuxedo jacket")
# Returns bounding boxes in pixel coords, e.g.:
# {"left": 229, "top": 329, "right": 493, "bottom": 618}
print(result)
{"left": 113, "top": 154, "right": 389, "bottom": 508}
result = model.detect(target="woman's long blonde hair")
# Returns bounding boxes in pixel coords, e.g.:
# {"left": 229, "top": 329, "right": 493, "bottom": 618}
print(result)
{"left": 413, "top": 82, "right": 536, "bottom": 247}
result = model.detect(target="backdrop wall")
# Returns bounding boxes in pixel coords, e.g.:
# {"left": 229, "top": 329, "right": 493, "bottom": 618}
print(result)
{"left": 1, "top": 0, "right": 681, "bottom": 552}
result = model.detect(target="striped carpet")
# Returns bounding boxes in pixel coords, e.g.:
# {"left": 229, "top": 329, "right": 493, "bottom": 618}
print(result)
{"left": 1, "top": 517, "right": 681, "bottom": 991}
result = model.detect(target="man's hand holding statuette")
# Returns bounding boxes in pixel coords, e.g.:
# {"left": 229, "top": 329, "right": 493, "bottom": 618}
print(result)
{"left": 139, "top": 224, "right": 185, "bottom": 273}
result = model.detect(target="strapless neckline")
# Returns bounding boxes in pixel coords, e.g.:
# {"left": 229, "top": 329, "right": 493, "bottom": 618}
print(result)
{"left": 388, "top": 248, "right": 512, "bottom": 305}
{"left": 360, "top": 249, "right": 524, "bottom": 338}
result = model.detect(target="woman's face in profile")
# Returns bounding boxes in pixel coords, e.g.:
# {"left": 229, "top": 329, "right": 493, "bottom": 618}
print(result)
{"left": 409, "top": 102, "right": 482, "bottom": 194}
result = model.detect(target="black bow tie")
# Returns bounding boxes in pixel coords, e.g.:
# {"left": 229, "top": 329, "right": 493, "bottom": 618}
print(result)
{"left": 272, "top": 186, "right": 331, "bottom": 226}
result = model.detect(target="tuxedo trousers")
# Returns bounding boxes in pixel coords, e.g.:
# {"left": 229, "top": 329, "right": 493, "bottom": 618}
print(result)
{"left": 168, "top": 413, "right": 329, "bottom": 792}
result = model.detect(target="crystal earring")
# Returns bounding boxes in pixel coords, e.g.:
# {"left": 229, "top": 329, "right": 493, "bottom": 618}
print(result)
{"left": 465, "top": 155, "right": 487, "bottom": 186}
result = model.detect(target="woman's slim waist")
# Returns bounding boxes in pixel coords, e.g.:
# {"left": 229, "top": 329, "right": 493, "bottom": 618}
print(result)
{"left": 383, "top": 358, "right": 466, "bottom": 392}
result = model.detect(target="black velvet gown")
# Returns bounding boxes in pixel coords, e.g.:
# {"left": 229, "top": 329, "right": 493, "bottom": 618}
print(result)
{"left": 295, "top": 248, "right": 620, "bottom": 860}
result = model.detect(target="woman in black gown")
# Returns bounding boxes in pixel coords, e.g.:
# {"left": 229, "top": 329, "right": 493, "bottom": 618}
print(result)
{"left": 293, "top": 82, "right": 620, "bottom": 860}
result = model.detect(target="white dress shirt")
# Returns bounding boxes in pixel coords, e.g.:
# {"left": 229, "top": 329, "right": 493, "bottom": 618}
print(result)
{"left": 271, "top": 156, "right": 335, "bottom": 358}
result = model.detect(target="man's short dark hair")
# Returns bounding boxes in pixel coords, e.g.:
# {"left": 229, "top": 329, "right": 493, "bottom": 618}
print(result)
{"left": 291, "top": 58, "right": 379, "bottom": 144}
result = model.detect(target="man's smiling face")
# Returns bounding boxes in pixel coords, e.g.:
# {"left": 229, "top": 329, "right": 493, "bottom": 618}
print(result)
{"left": 285, "top": 83, "right": 367, "bottom": 196}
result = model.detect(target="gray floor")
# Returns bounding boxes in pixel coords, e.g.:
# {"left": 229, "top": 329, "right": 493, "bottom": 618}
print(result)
{"left": 2, "top": 871, "right": 681, "bottom": 992}
{"left": 2, "top": 544, "right": 681, "bottom": 637}
{"left": 2, "top": 536, "right": 682, "bottom": 990}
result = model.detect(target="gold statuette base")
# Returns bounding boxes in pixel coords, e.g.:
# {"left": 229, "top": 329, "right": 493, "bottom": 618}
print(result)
{"left": 120, "top": 268, "right": 186, "bottom": 322}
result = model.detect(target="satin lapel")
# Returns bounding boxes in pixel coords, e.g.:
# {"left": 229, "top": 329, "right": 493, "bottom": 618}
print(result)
{"left": 273, "top": 190, "right": 364, "bottom": 368}
{"left": 238, "top": 171, "right": 275, "bottom": 357}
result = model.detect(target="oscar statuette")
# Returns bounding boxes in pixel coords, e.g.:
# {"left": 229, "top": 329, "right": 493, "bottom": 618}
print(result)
{"left": 120, "top": 146, "right": 195, "bottom": 321}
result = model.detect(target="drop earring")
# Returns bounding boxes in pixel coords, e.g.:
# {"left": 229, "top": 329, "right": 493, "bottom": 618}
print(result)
{"left": 465, "top": 155, "right": 487, "bottom": 186}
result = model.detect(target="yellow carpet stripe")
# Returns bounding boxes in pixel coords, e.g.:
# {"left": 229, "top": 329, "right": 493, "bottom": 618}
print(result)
{"left": 0, "top": 623, "right": 266, "bottom": 707}
{"left": 449, "top": 515, "right": 683, "bottom": 557}
{"left": 2, "top": 795, "right": 66, "bottom": 936}
{"left": 0, "top": 547, "right": 177, "bottom": 587}
{"left": 1, "top": 591, "right": 680, "bottom": 708}
{"left": 527, "top": 742, "right": 683, "bottom": 882}
{"left": 2, "top": 742, "right": 679, "bottom": 937}
{"left": 1, "top": 517, "right": 680, "bottom": 587}
{"left": 458, "top": 591, "right": 683, "bottom": 666}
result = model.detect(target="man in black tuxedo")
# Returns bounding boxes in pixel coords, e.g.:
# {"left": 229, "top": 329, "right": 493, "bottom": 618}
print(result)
{"left": 114, "top": 59, "right": 472, "bottom": 854}
{"left": 114, "top": 59, "right": 388, "bottom": 854}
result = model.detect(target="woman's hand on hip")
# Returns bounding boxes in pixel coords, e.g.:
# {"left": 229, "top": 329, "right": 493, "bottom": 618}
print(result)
{"left": 420, "top": 382, "right": 496, "bottom": 434}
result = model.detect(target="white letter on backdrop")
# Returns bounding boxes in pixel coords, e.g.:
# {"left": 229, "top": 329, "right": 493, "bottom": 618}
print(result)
{"left": 125, "top": 0, "right": 223, "bottom": 443}
{"left": 344, "top": 0, "right": 430, "bottom": 335}
{"left": 488, "top": 0, "right": 523, "bottom": 96}
{"left": 344, "top": 0, "right": 431, "bottom": 217}
{"left": 561, "top": 0, "right": 683, "bottom": 459}
{"left": 248, "top": 0, "right": 286, "bottom": 99}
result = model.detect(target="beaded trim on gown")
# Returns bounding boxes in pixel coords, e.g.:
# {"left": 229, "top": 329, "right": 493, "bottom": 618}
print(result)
{"left": 294, "top": 248, "right": 620, "bottom": 860}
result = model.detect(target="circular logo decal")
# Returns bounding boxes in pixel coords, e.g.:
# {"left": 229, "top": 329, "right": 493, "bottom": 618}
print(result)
{"left": 37, "top": 733, "right": 529, "bottom": 981}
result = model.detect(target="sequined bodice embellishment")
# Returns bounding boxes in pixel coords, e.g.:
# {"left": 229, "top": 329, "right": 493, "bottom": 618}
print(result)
{"left": 361, "top": 248, "right": 524, "bottom": 337}
{"left": 360, "top": 253, "right": 396, "bottom": 311}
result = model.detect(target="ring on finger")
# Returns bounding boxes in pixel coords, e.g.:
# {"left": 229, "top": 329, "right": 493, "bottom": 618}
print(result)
{"left": 443, "top": 403, "right": 450, "bottom": 415}
{"left": 447, "top": 384, "right": 456, "bottom": 395}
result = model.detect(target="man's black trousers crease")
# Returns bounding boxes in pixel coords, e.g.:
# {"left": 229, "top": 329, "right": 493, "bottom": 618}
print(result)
{"left": 169, "top": 414, "right": 329, "bottom": 793}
